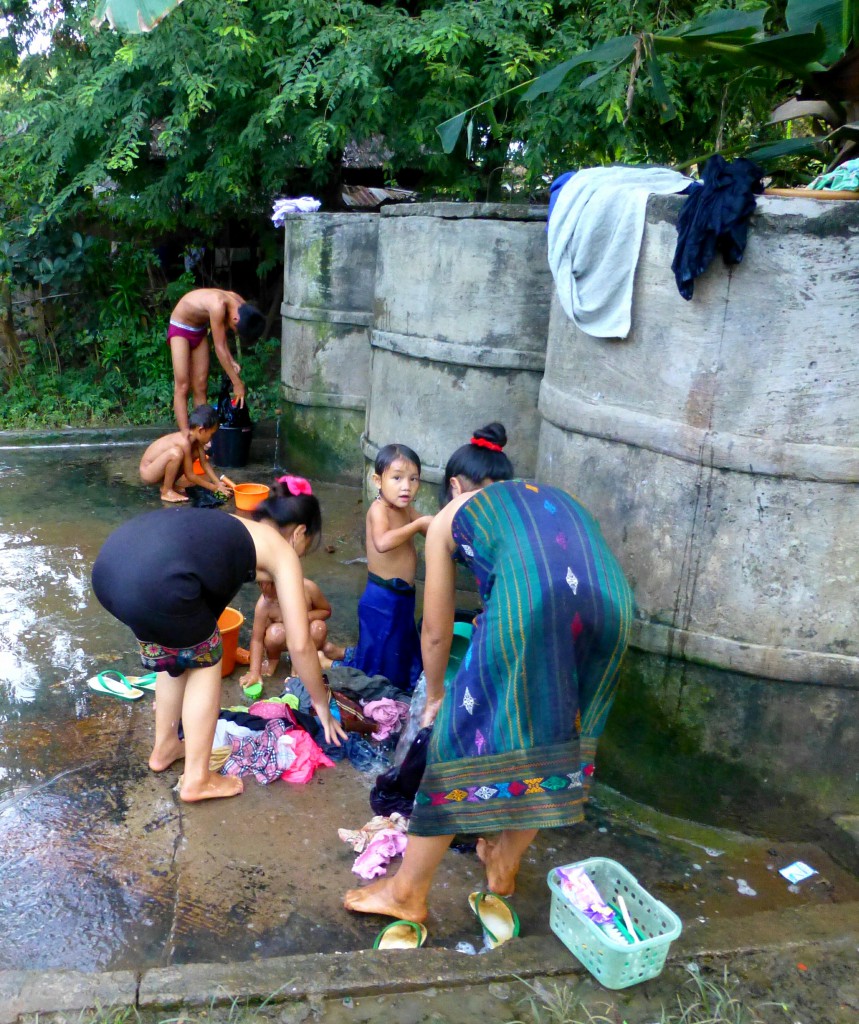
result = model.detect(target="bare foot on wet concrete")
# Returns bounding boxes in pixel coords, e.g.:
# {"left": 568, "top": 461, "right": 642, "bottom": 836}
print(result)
{"left": 343, "top": 878, "right": 428, "bottom": 924}
{"left": 179, "top": 771, "right": 244, "bottom": 802}
{"left": 160, "top": 489, "right": 189, "bottom": 503}
{"left": 476, "top": 837, "right": 517, "bottom": 897}
{"left": 148, "top": 738, "right": 185, "bottom": 772}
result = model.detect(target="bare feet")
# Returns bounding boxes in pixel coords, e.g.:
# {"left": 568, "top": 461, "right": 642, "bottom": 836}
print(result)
{"left": 179, "top": 772, "right": 244, "bottom": 802}
{"left": 476, "top": 837, "right": 518, "bottom": 896}
{"left": 149, "top": 738, "right": 185, "bottom": 772}
{"left": 261, "top": 656, "right": 279, "bottom": 677}
{"left": 322, "top": 641, "right": 345, "bottom": 661}
{"left": 318, "top": 651, "right": 334, "bottom": 670}
{"left": 343, "top": 878, "right": 428, "bottom": 924}
{"left": 161, "top": 489, "right": 189, "bottom": 503}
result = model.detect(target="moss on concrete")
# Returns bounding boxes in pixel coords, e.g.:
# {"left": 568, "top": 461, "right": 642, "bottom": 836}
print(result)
{"left": 277, "top": 403, "right": 364, "bottom": 483}
{"left": 600, "top": 648, "right": 856, "bottom": 837}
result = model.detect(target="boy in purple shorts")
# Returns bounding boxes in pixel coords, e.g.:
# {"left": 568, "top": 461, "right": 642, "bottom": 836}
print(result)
{"left": 168, "top": 288, "right": 265, "bottom": 431}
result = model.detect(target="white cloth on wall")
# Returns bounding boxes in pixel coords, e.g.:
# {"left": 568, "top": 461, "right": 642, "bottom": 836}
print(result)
{"left": 271, "top": 196, "right": 321, "bottom": 226}
{"left": 547, "top": 166, "right": 693, "bottom": 339}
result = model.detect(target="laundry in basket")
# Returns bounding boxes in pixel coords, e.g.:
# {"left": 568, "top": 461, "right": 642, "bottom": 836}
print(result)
{"left": 547, "top": 857, "right": 682, "bottom": 990}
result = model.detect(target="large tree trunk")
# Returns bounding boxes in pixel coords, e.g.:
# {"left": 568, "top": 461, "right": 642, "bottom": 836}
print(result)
{"left": 0, "top": 283, "right": 24, "bottom": 385}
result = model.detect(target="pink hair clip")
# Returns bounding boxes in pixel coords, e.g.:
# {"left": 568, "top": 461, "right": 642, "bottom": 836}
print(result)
{"left": 278, "top": 474, "right": 313, "bottom": 496}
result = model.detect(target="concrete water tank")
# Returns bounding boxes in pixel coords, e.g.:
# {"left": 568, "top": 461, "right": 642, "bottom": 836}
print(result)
{"left": 364, "top": 202, "right": 553, "bottom": 502}
{"left": 280, "top": 212, "right": 379, "bottom": 481}
{"left": 537, "top": 193, "right": 859, "bottom": 829}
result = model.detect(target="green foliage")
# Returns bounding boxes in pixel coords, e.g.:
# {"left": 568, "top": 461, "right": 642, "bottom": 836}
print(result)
{"left": 0, "top": 231, "right": 281, "bottom": 429}
{"left": 439, "top": 0, "right": 859, "bottom": 175}
{"left": 0, "top": 0, "right": 797, "bottom": 227}
{"left": 0, "top": 317, "right": 280, "bottom": 429}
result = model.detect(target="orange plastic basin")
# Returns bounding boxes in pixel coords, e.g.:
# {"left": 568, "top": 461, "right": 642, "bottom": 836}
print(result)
{"left": 233, "top": 482, "right": 270, "bottom": 511}
{"left": 217, "top": 606, "right": 244, "bottom": 676}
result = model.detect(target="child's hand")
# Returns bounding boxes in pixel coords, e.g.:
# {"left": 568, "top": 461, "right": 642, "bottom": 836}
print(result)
{"left": 219, "top": 474, "right": 237, "bottom": 491}
{"left": 313, "top": 700, "right": 347, "bottom": 746}
{"left": 417, "top": 515, "right": 434, "bottom": 535}
{"left": 239, "top": 670, "right": 261, "bottom": 687}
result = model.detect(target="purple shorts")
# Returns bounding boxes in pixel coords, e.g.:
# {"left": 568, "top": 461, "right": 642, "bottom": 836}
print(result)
{"left": 167, "top": 321, "right": 208, "bottom": 351}
{"left": 138, "top": 627, "right": 223, "bottom": 677}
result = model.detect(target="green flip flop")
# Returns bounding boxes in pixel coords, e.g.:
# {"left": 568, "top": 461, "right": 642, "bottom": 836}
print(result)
{"left": 468, "top": 891, "right": 520, "bottom": 949}
{"left": 126, "top": 672, "right": 157, "bottom": 692}
{"left": 372, "top": 919, "right": 428, "bottom": 950}
{"left": 87, "top": 670, "right": 145, "bottom": 702}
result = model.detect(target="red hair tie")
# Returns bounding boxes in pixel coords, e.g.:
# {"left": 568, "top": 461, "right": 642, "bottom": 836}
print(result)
{"left": 277, "top": 474, "right": 313, "bottom": 496}
{"left": 470, "top": 437, "right": 504, "bottom": 452}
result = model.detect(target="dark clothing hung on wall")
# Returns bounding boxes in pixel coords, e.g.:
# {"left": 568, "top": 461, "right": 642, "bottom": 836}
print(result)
{"left": 672, "top": 155, "right": 764, "bottom": 300}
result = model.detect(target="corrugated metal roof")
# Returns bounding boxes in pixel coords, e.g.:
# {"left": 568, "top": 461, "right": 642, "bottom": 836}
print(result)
{"left": 341, "top": 185, "right": 417, "bottom": 209}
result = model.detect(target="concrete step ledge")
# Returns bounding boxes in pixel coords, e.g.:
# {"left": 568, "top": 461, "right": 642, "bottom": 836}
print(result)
{"left": 1, "top": 901, "right": 856, "bottom": 1021}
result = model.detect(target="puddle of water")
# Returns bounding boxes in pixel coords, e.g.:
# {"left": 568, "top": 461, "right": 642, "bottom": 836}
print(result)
{"left": 0, "top": 439, "right": 372, "bottom": 970}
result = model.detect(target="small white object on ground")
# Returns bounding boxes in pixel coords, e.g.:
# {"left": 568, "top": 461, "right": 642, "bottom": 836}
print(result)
{"left": 779, "top": 860, "right": 818, "bottom": 884}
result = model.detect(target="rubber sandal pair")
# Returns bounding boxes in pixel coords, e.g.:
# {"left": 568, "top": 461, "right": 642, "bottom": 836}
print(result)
{"left": 468, "top": 891, "right": 520, "bottom": 949}
{"left": 87, "top": 670, "right": 157, "bottom": 701}
{"left": 372, "top": 919, "right": 427, "bottom": 950}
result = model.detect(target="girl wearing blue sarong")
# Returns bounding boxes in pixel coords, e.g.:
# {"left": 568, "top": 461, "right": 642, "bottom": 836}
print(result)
{"left": 324, "top": 443, "right": 434, "bottom": 690}
{"left": 345, "top": 423, "right": 633, "bottom": 926}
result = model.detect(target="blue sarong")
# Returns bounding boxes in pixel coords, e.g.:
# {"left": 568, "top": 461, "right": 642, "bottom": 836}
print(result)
{"left": 339, "top": 573, "right": 422, "bottom": 690}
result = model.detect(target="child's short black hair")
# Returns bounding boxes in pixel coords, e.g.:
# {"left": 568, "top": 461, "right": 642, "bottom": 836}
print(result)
{"left": 236, "top": 304, "right": 265, "bottom": 342}
{"left": 375, "top": 443, "right": 422, "bottom": 477}
{"left": 188, "top": 404, "right": 219, "bottom": 430}
{"left": 253, "top": 479, "right": 322, "bottom": 544}
{"left": 441, "top": 422, "right": 514, "bottom": 505}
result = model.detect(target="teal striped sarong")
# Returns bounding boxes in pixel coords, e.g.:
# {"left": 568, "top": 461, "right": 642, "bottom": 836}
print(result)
{"left": 410, "top": 479, "right": 633, "bottom": 837}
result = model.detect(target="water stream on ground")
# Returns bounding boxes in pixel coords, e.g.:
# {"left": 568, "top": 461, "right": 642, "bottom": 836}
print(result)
{"left": 0, "top": 433, "right": 855, "bottom": 974}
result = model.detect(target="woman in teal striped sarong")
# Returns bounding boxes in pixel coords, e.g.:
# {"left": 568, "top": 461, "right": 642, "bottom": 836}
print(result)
{"left": 344, "top": 423, "right": 633, "bottom": 925}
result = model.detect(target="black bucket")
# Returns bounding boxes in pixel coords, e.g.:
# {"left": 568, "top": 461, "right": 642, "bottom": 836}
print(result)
{"left": 211, "top": 425, "right": 253, "bottom": 468}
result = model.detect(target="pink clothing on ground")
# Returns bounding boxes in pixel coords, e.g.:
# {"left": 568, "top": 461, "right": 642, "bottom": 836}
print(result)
{"left": 351, "top": 829, "right": 409, "bottom": 879}
{"left": 279, "top": 730, "right": 335, "bottom": 784}
{"left": 362, "top": 698, "right": 410, "bottom": 741}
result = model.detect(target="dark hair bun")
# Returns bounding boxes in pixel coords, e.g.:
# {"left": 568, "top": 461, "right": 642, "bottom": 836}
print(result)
{"left": 472, "top": 422, "right": 507, "bottom": 450}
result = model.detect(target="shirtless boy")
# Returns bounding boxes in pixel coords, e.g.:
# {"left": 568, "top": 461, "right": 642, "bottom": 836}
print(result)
{"left": 139, "top": 404, "right": 235, "bottom": 503}
{"left": 168, "top": 288, "right": 265, "bottom": 431}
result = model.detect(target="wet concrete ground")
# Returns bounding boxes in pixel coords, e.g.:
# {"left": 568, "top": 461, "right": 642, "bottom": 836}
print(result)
{"left": 0, "top": 432, "right": 857, "bottom": 1020}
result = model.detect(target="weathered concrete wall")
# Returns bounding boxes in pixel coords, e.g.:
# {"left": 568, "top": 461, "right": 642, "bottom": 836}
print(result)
{"left": 279, "top": 212, "right": 378, "bottom": 481}
{"left": 538, "top": 193, "right": 859, "bottom": 822}
{"left": 364, "top": 203, "right": 552, "bottom": 503}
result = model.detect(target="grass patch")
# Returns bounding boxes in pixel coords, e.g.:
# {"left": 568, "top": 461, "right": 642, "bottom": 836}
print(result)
{"left": 507, "top": 965, "right": 792, "bottom": 1024}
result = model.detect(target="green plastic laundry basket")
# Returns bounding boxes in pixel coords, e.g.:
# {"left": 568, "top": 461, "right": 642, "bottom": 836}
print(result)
{"left": 547, "top": 857, "right": 682, "bottom": 990}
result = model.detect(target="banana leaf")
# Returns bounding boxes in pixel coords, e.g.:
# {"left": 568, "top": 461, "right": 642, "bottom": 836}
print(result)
{"left": 747, "top": 135, "right": 825, "bottom": 160}
{"left": 787, "top": 0, "right": 855, "bottom": 62}
{"left": 437, "top": 112, "right": 468, "bottom": 155}
{"left": 674, "top": 8, "right": 767, "bottom": 39}
{"left": 91, "top": 0, "right": 185, "bottom": 33}
{"left": 742, "top": 25, "right": 827, "bottom": 68}
{"left": 522, "top": 36, "right": 637, "bottom": 101}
